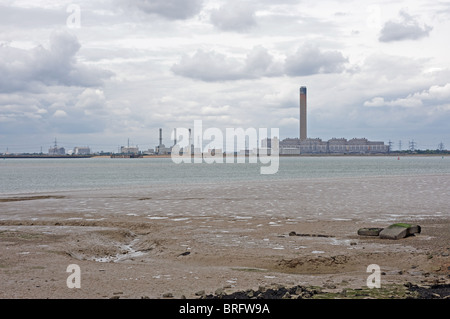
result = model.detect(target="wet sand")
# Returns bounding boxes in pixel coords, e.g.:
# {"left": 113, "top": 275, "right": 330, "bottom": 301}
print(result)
{"left": 0, "top": 174, "right": 449, "bottom": 298}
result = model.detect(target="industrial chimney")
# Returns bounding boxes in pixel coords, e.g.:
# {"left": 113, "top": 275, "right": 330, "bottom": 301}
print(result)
{"left": 300, "top": 86, "right": 307, "bottom": 141}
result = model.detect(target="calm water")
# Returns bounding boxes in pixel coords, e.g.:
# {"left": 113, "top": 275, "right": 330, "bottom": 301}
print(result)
{"left": 0, "top": 156, "right": 449, "bottom": 195}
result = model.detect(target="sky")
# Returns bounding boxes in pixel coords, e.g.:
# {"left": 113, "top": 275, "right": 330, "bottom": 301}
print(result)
{"left": 0, "top": 0, "right": 449, "bottom": 153}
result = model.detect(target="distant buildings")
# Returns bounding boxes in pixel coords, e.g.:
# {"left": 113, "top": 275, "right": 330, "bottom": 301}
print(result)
{"left": 73, "top": 146, "right": 91, "bottom": 155}
{"left": 279, "top": 137, "right": 389, "bottom": 155}
{"left": 120, "top": 146, "right": 139, "bottom": 155}
{"left": 47, "top": 140, "right": 91, "bottom": 156}
{"left": 278, "top": 86, "right": 389, "bottom": 155}
{"left": 48, "top": 139, "right": 65, "bottom": 155}
{"left": 155, "top": 128, "right": 171, "bottom": 155}
{"left": 48, "top": 147, "right": 65, "bottom": 155}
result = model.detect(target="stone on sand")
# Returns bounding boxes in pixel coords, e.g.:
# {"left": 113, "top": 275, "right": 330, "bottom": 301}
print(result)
{"left": 379, "top": 223, "right": 421, "bottom": 240}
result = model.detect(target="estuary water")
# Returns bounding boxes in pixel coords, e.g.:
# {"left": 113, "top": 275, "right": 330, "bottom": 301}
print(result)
{"left": 1, "top": 155, "right": 449, "bottom": 224}
{"left": 0, "top": 156, "right": 450, "bottom": 194}
{"left": 0, "top": 156, "right": 449, "bottom": 195}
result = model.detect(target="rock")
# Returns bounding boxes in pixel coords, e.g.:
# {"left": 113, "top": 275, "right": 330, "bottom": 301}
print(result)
{"left": 379, "top": 223, "right": 422, "bottom": 239}
{"left": 282, "top": 292, "right": 291, "bottom": 299}
{"left": 195, "top": 290, "right": 205, "bottom": 296}
{"left": 301, "top": 291, "right": 312, "bottom": 298}
{"left": 178, "top": 251, "right": 190, "bottom": 257}
{"left": 358, "top": 223, "right": 421, "bottom": 239}
{"left": 379, "top": 226, "right": 407, "bottom": 239}
{"left": 379, "top": 224, "right": 408, "bottom": 240}
{"left": 288, "top": 231, "right": 297, "bottom": 236}
{"left": 163, "top": 292, "right": 173, "bottom": 298}
{"left": 214, "top": 288, "right": 225, "bottom": 296}
{"left": 407, "top": 224, "right": 421, "bottom": 235}
{"left": 357, "top": 227, "right": 384, "bottom": 236}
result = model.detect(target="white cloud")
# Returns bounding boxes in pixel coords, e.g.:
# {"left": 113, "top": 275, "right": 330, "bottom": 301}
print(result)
{"left": 0, "top": 31, "right": 113, "bottom": 93}
{"left": 284, "top": 45, "right": 348, "bottom": 76}
{"left": 53, "top": 110, "right": 68, "bottom": 118}
{"left": 124, "top": 0, "right": 203, "bottom": 20}
{"left": 364, "top": 83, "right": 450, "bottom": 109}
{"left": 75, "top": 88, "right": 106, "bottom": 109}
{"left": 210, "top": 2, "right": 257, "bottom": 32}
{"left": 172, "top": 44, "right": 347, "bottom": 81}
{"left": 171, "top": 46, "right": 282, "bottom": 81}
{"left": 379, "top": 10, "right": 432, "bottom": 42}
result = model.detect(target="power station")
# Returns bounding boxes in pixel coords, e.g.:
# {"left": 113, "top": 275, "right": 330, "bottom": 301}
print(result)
{"left": 279, "top": 86, "right": 389, "bottom": 154}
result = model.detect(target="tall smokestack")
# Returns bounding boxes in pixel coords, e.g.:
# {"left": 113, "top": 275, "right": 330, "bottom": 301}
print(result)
{"left": 173, "top": 128, "right": 177, "bottom": 146}
{"left": 159, "top": 128, "right": 162, "bottom": 146}
{"left": 300, "top": 86, "right": 307, "bottom": 141}
{"left": 189, "top": 128, "right": 192, "bottom": 146}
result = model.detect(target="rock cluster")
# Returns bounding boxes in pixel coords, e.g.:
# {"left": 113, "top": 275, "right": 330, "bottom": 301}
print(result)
{"left": 406, "top": 283, "right": 450, "bottom": 299}
{"left": 358, "top": 223, "right": 421, "bottom": 240}
{"left": 201, "top": 285, "right": 319, "bottom": 299}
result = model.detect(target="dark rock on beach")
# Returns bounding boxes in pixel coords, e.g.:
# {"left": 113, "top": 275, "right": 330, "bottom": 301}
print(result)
{"left": 357, "top": 228, "right": 384, "bottom": 236}
{"left": 379, "top": 223, "right": 421, "bottom": 240}
{"left": 406, "top": 284, "right": 450, "bottom": 299}
{"left": 202, "top": 285, "right": 319, "bottom": 299}
{"left": 358, "top": 223, "right": 421, "bottom": 240}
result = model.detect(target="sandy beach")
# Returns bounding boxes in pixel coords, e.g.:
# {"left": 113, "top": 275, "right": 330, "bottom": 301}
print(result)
{"left": 0, "top": 174, "right": 449, "bottom": 299}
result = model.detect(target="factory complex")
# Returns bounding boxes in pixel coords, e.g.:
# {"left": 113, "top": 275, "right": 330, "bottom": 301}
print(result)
{"left": 278, "top": 87, "right": 389, "bottom": 155}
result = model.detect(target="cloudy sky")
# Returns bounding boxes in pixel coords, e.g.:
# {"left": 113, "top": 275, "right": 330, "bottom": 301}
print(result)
{"left": 1, "top": 0, "right": 449, "bottom": 153}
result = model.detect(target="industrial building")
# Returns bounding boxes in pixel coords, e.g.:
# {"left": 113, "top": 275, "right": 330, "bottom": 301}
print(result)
{"left": 279, "top": 137, "right": 388, "bottom": 154}
{"left": 48, "top": 139, "right": 65, "bottom": 155}
{"left": 120, "top": 146, "right": 139, "bottom": 154}
{"left": 155, "top": 128, "right": 171, "bottom": 155}
{"left": 73, "top": 146, "right": 91, "bottom": 155}
{"left": 279, "top": 87, "right": 389, "bottom": 155}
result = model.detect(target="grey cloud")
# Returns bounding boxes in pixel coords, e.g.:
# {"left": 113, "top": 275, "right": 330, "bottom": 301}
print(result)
{"left": 364, "top": 83, "right": 450, "bottom": 109}
{"left": 125, "top": 0, "right": 203, "bottom": 20}
{"left": 284, "top": 45, "right": 348, "bottom": 76}
{"left": 0, "top": 86, "right": 109, "bottom": 136}
{"left": 171, "top": 50, "right": 244, "bottom": 81}
{"left": 0, "top": 31, "right": 113, "bottom": 93}
{"left": 0, "top": 5, "right": 65, "bottom": 28}
{"left": 210, "top": 2, "right": 257, "bottom": 32}
{"left": 243, "top": 46, "right": 283, "bottom": 77}
{"left": 171, "top": 46, "right": 282, "bottom": 82}
{"left": 172, "top": 45, "right": 348, "bottom": 81}
{"left": 379, "top": 11, "right": 432, "bottom": 42}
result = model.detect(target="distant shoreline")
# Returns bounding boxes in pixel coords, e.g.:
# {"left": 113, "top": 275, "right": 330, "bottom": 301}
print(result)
{"left": 1, "top": 155, "right": 94, "bottom": 159}
{"left": 1, "top": 153, "right": 447, "bottom": 159}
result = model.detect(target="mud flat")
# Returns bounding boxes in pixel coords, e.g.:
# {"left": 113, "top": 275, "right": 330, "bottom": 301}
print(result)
{"left": 0, "top": 174, "right": 449, "bottom": 299}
